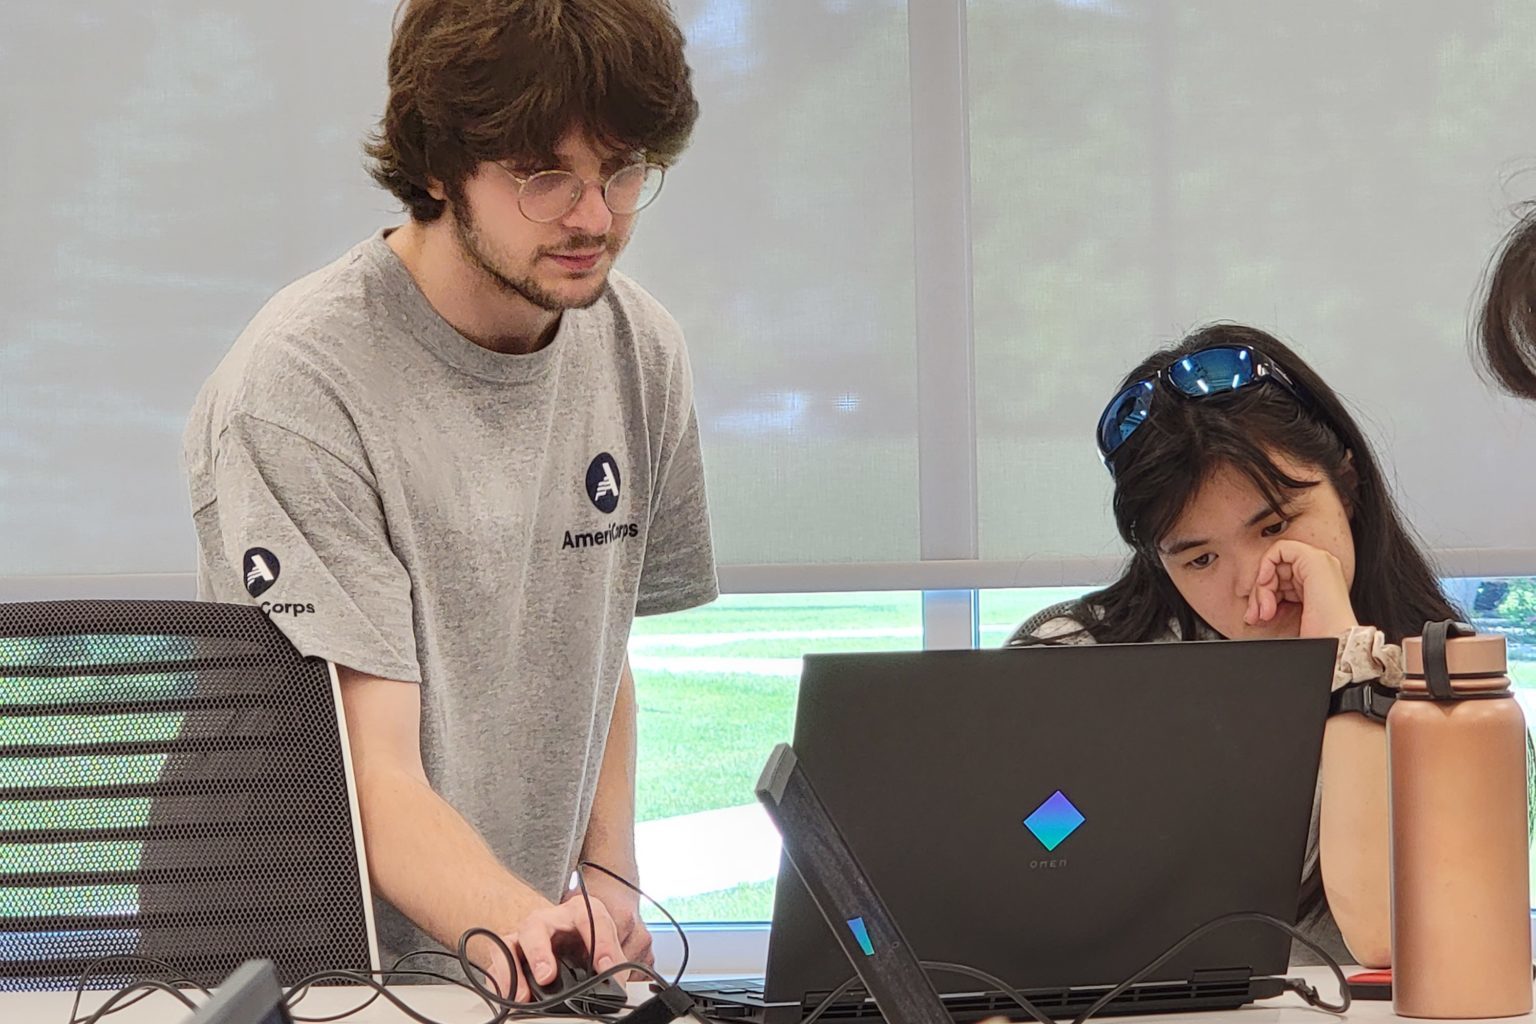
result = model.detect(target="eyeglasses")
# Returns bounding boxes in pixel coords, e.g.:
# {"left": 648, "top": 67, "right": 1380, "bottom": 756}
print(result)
{"left": 494, "top": 161, "right": 666, "bottom": 223}
{"left": 1095, "top": 345, "right": 1305, "bottom": 467}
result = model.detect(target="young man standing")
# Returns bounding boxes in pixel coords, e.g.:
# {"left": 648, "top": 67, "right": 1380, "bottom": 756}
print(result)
{"left": 183, "top": 0, "right": 715, "bottom": 998}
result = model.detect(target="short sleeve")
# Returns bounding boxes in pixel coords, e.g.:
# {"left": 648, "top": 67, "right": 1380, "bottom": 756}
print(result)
{"left": 635, "top": 347, "right": 718, "bottom": 617}
{"left": 205, "top": 411, "right": 421, "bottom": 682}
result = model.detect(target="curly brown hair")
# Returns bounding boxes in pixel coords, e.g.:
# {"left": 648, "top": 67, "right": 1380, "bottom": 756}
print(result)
{"left": 1477, "top": 202, "right": 1536, "bottom": 401}
{"left": 365, "top": 0, "right": 699, "bottom": 222}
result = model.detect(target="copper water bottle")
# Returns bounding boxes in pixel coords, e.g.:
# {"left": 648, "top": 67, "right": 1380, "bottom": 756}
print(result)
{"left": 1391, "top": 621, "right": 1532, "bottom": 1018}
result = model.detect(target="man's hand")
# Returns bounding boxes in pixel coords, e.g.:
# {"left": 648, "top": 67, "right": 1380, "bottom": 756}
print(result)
{"left": 575, "top": 871, "right": 654, "bottom": 977}
{"left": 1245, "top": 539, "right": 1359, "bottom": 639}
{"left": 472, "top": 895, "right": 625, "bottom": 1002}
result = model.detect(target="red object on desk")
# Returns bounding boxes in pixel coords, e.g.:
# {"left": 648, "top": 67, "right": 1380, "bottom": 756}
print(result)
{"left": 1346, "top": 969, "right": 1392, "bottom": 1000}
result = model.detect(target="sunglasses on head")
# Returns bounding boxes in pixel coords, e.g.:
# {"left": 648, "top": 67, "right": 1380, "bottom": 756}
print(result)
{"left": 1095, "top": 345, "right": 1305, "bottom": 468}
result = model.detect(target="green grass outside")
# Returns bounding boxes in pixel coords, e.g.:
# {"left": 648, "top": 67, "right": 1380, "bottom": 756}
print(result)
{"left": 633, "top": 594, "right": 926, "bottom": 823}
{"left": 644, "top": 880, "right": 776, "bottom": 926}
{"left": 632, "top": 592, "right": 923, "bottom": 637}
{"left": 636, "top": 670, "right": 800, "bottom": 823}
{"left": 632, "top": 635, "right": 919, "bottom": 660}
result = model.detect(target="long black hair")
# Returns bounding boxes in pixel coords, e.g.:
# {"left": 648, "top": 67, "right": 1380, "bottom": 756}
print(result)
{"left": 1477, "top": 203, "right": 1536, "bottom": 401}
{"left": 1040, "top": 324, "right": 1464, "bottom": 932}
{"left": 1051, "top": 323, "right": 1461, "bottom": 646}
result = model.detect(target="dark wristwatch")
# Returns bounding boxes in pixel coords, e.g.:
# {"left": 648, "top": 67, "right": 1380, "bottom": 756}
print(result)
{"left": 1328, "top": 680, "right": 1397, "bottom": 723}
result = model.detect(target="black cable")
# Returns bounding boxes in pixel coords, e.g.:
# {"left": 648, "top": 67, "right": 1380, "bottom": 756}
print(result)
{"left": 69, "top": 872, "right": 687, "bottom": 1024}
{"left": 280, "top": 969, "right": 520, "bottom": 1024}
{"left": 564, "top": 868, "right": 631, "bottom": 1022}
{"left": 576, "top": 863, "right": 599, "bottom": 974}
{"left": 285, "top": 965, "right": 504, "bottom": 1023}
{"left": 455, "top": 927, "right": 666, "bottom": 1015}
{"left": 793, "top": 962, "right": 1053, "bottom": 1024}
{"left": 456, "top": 925, "right": 522, "bottom": 1004}
{"left": 390, "top": 945, "right": 500, "bottom": 991}
{"left": 286, "top": 955, "right": 646, "bottom": 1023}
{"left": 285, "top": 939, "right": 623, "bottom": 1024}
{"left": 579, "top": 859, "right": 692, "bottom": 984}
{"left": 1066, "top": 912, "right": 1351, "bottom": 1024}
{"left": 920, "top": 960, "right": 1053, "bottom": 1024}
{"left": 286, "top": 919, "right": 664, "bottom": 1024}
{"left": 1281, "top": 975, "right": 1350, "bottom": 1013}
{"left": 284, "top": 943, "right": 506, "bottom": 1022}
{"left": 796, "top": 972, "right": 866, "bottom": 1024}
{"left": 798, "top": 913, "right": 1350, "bottom": 1024}
{"left": 67, "top": 954, "right": 210, "bottom": 1024}
{"left": 73, "top": 987, "right": 163, "bottom": 1022}
{"left": 75, "top": 978, "right": 200, "bottom": 1024}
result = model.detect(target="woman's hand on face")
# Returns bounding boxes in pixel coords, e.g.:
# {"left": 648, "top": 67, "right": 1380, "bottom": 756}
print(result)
{"left": 1245, "top": 538, "right": 1359, "bottom": 639}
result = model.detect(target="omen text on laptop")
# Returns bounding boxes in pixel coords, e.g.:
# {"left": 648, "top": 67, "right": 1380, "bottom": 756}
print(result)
{"left": 686, "top": 639, "right": 1337, "bottom": 1023}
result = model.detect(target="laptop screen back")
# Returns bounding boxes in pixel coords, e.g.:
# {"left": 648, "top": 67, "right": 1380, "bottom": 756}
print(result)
{"left": 761, "top": 640, "right": 1336, "bottom": 1002}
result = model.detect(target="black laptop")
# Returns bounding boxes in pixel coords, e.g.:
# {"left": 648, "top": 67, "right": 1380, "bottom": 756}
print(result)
{"left": 685, "top": 639, "right": 1337, "bottom": 1023}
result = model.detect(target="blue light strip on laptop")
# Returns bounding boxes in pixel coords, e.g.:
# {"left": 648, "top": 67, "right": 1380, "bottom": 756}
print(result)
{"left": 845, "top": 916, "right": 875, "bottom": 956}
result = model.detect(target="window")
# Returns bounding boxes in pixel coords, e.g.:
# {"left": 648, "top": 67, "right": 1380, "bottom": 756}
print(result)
{"left": 632, "top": 592, "right": 921, "bottom": 924}
{"left": 967, "top": 0, "right": 1536, "bottom": 575}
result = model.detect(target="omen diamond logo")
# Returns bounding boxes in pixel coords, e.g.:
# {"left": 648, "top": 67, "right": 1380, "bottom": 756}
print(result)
{"left": 1023, "top": 791, "right": 1085, "bottom": 852}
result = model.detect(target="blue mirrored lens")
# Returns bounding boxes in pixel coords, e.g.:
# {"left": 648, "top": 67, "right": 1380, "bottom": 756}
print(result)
{"left": 1165, "top": 346, "right": 1257, "bottom": 397}
{"left": 1097, "top": 380, "right": 1156, "bottom": 456}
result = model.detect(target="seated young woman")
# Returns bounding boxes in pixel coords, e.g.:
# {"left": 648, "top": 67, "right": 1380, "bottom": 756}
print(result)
{"left": 1010, "top": 323, "right": 1461, "bottom": 969}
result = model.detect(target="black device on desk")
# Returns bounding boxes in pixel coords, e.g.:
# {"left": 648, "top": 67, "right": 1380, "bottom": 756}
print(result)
{"left": 685, "top": 641, "right": 1338, "bottom": 1024}
{"left": 185, "top": 960, "right": 292, "bottom": 1024}
{"left": 521, "top": 950, "right": 630, "bottom": 1014}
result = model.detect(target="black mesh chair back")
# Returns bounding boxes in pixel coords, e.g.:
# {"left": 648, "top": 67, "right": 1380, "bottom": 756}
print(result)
{"left": 0, "top": 600, "right": 376, "bottom": 989}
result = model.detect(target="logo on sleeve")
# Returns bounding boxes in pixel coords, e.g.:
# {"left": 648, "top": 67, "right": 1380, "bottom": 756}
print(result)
{"left": 243, "top": 548, "right": 281, "bottom": 598}
{"left": 586, "top": 453, "right": 622, "bottom": 514}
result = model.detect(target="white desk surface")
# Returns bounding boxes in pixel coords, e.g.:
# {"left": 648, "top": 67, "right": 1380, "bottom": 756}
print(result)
{"left": 4, "top": 975, "right": 573, "bottom": 1023}
{"left": 4, "top": 969, "right": 1534, "bottom": 1024}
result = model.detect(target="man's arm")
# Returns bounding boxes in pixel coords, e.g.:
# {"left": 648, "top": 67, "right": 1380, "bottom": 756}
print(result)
{"left": 576, "top": 657, "right": 653, "bottom": 967}
{"left": 337, "top": 665, "right": 623, "bottom": 998}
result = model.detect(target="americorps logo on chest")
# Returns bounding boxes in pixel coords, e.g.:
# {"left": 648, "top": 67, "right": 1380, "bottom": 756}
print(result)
{"left": 564, "top": 451, "right": 640, "bottom": 552}
{"left": 586, "top": 452, "right": 623, "bottom": 513}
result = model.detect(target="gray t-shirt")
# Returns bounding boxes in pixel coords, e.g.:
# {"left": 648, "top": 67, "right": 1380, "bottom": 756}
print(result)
{"left": 183, "top": 230, "right": 718, "bottom": 965}
{"left": 1008, "top": 603, "right": 1353, "bottom": 968}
